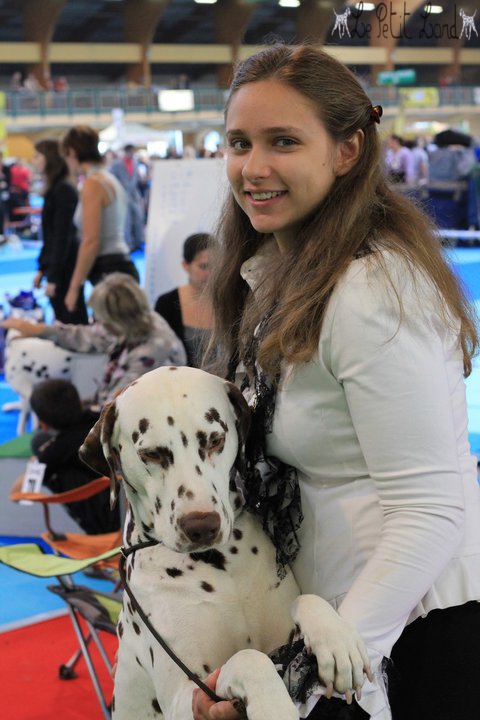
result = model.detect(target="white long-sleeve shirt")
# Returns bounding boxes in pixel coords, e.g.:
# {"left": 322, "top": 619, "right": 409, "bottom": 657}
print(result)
{"left": 243, "top": 248, "right": 480, "bottom": 718}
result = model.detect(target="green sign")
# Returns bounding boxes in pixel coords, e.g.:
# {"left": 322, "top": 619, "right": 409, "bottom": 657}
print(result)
{"left": 377, "top": 69, "right": 417, "bottom": 86}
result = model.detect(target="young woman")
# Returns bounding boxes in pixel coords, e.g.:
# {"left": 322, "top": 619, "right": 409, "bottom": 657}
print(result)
{"left": 32, "top": 138, "right": 88, "bottom": 323}
{"left": 60, "top": 125, "right": 139, "bottom": 313}
{"left": 2, "top": 273, "right": 186, "bottom": 408}
{"left": 193, "top": 44, "right": 480, "bottom": 720}
{"left": 154, "top": 233, "right": 213, "bottom": 367}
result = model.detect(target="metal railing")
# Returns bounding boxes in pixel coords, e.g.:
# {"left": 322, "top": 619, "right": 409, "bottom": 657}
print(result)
{"left": 2, "top": 85, "right": 478, "bottom": 119}
{"left": 4, "top": 87, "right": 229, "bottom": 118}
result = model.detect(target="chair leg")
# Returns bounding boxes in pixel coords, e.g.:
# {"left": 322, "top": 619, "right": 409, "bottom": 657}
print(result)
{"left": 59, "top": 635, "right": 93, "bottom": 679}
{"left": 67, "top": 606, "right": 112, "bottom": 719}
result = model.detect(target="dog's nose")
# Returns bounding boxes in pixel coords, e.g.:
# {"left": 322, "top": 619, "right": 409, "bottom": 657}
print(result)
{"left": 179, "top": 512, "right": 221, "bottom": 545}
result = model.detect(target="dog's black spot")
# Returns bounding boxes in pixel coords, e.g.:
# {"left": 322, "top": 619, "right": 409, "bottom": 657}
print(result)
{"left": 150, "top": 646, "right": 155, "bottom": 666}
{"left": 127, "top": 601, "right": 134, "bottom": 615}
{"left": 22, "top": 364, "right": 33, "bottom": 372}
{"left": 189, "top": 549, "right": 226, "bottom": 571}
{"left": 201, "top": 581, "right": 214, "bottom": 592}
{"left": 203, "top": 663, "right": 211, "bottom": 674}
{"left": 136, "top": 656, "right": 143, "bottom": 667}
{"left": 133, "top": 622, "right": 141, "bottom": 635}
{"left": 132, "top": 431, "right": 139, "bottom": 443}
{"left": 187, "top": 564, "right": 194, "bottom": 571}
{"left": 178, "top": 485, "right": 185, "bottom": 497}
{"left": 166, "top": 567, "right": 183, "bottom": 578}
{"left": 180, "top": 432, "right": 188, "bottom": 447}
{"left": 171, "top": 499, "right": 175, "bottom": 511}
{"left": 195, "top": 465, "right": 202, "bottom": 476}
{"left": 251, "top": 546, "right": 258, "bottom": 554}
{"left": 126, "top": 516, "right": 135, "bottom": 544}
{"left": 198, "top": 448, "right": 206, "bottom": 461}
{"left": 186, "top": 490, "right": 194, "bottom": 499}
{"left": 139, "top": 418, "right": 150, "bottom": 434}
{"left": 211, "top": 495, "right": 218, "bottom": 505}
{"left": 167, "top": 416, "right": 174, "bottom": 426}
{"left": 205, "top": 407, "right": 220, "bottom": 424}
{"left": 169, "top": 513, "right": 174, "bottom": 525}
{"left": 212, "top": 483, "right": 217, "bottom": 492}
{"left": 230, "top": 546, "right": 238, "bottom": 554}
{"left": 197, "top": 430, "right": 207, "bottom": 448}
{"left": 155, "top": 496, "right": 162, "bottom": 513}
{"left": 118, "top": 621, "right": 124, "bottom": 638}
{"left": 152, "top": 698, "right": 162, "bottom": 714}
{"left": 233, "top": 529, "right": 243, "bottom": 540}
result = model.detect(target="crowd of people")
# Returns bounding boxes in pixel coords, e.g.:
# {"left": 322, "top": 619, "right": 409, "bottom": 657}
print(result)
{"left": 1, "top": 47, "right": 480, "bottom": 720}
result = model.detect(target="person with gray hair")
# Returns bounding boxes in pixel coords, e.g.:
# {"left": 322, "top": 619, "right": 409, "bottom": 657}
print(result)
{"left": 2, "top": 272, "right": 187, "bottom": 408}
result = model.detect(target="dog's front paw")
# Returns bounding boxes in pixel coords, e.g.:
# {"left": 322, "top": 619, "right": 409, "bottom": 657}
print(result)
{"left": 292, "top": 595, "right": 371, "bottom": 701}
{"left": 216, "top": 649, "right": 298, "bottom": 720}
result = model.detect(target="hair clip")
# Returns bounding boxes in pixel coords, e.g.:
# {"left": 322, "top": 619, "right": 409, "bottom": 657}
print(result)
{"left": 369, "top": 104, "right": 383, "bottom": 125}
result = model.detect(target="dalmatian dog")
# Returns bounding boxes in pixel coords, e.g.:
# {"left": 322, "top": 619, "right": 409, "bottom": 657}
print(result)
{"left": 3, "top": 330, "right": 73, "bottom": 434}
{"left": 332, "top": 7, "right": 351, "bottom": 39}
{"left": 3, "top": 329, "right": 107, "bottom": 434}
{"left": 80, "top": 366, "right": 369, "bottom": 720}
{"left": 459, "top": 8, "right": 478, "bottom": 40}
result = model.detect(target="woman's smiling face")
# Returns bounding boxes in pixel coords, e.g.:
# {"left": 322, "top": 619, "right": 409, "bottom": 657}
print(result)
{"left": 225, "top": 79, "right": 342, "bottom": 251}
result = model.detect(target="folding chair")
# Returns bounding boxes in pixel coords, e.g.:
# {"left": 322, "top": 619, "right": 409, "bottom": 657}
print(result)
{"left": 9, "top": 476, "right": 123, "bottom": 578}
{"left": 0, "top": 542, "right": 122, "bottom": 720}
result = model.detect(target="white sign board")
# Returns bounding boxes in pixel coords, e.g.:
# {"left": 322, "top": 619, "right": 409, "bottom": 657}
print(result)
{"left": 144, "top": 159, "right": 227, "bottom": 306}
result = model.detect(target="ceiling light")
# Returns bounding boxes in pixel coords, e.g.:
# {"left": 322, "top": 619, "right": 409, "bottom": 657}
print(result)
{"left": 425, "top": 4, "right": 443, "bottom": 12}
{"left": 279, "top": 0, "right": 300, "bottom": 6}
{"left": 194, "top": 0, "right": 217, "bottom": 4}
{"left": 354, "top": 2, "right": 375, "bottom": 9}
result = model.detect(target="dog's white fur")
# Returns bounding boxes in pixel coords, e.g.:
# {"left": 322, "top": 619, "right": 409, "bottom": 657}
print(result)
{"left": 80, "top": 366, "right": 368, "bottom": 720}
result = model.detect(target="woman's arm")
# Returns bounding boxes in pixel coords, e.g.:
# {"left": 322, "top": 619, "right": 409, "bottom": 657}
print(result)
{"left": 329, "top": 258, "right": 466, "bottom": 658}
{"left": 65, "top": 177, "right": 105, "bottom": 310}
{"left": 47, "top": 182, "right": 78, "bottom": 285}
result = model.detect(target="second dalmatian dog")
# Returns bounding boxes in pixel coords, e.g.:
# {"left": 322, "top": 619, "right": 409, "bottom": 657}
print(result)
{"left": 80, "top": 366, "right": 369, "bottom": 720}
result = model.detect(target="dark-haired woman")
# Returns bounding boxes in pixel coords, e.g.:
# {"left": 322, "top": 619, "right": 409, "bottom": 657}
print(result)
{"left": 60, "top": 125, "right": 139, "bottom": 314}
{"left": 32, "top": 138, "right": 88, "bottom": 323}
{"left": 154, "top": 233, "right": 213, "bottom": 367}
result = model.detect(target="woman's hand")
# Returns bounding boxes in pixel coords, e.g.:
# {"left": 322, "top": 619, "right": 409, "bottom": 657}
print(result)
{"left": 64, "top": 285, "right": 79, "bottom": 312}
{"left": 45, "top": 282, "right": 56, "bottom": 298}
{"left": 1, "top": 317, "right": 46, "bottom": 337}
{"left": 33, "top": 271, "right": 43, "bottom": 289}
{"left": 192, "top": 669, "right": 242, "bottom": 720}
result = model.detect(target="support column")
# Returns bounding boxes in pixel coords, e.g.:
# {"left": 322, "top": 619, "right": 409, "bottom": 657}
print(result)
{"left": 296, "top": 0, "right": 344, "bottom": 44}
{"left": 23, "top": 0, "right": 67, "bottom": 88}
{"left": 123, "top": 0, "right": 169, "bottom": 87}
{"left": 214, "top": 0, "right": 260, "bottom": 88}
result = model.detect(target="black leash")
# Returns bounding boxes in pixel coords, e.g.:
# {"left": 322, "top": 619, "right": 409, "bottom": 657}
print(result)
{"left": 119, "top": 540, "right": 223, "bottom": 703}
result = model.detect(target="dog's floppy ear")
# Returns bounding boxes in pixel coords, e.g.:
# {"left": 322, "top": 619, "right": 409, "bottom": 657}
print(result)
{"left": 225, "top": 381, "right": 251, "bottom": 473}
{"left": 79, "top": 401, "right": 120, "bottom": 508}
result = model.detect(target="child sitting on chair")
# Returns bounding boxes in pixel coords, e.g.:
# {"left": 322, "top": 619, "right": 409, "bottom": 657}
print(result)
{"left": 11, "top": 378, "right": 120, "bottom": 535}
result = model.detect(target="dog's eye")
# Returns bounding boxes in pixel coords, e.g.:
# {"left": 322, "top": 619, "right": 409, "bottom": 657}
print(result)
{"left": 208, "top": 433, "right": 225, "bottom": 456}
{"left": 139, "top": 447, "right": 174, "bottom": 469}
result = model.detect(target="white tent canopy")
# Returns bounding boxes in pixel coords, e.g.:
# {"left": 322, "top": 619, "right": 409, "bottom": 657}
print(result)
{"left": 99, "top": 122, "right": 171, "bottom": 150}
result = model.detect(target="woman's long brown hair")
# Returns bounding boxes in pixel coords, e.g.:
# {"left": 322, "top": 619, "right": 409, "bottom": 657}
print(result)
{"left": 207, "top": 44, "right": 478, "bottom": 378}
